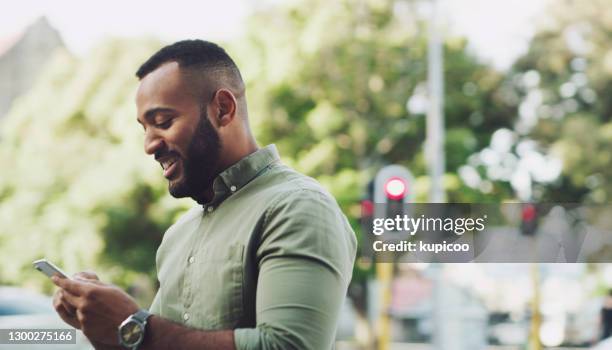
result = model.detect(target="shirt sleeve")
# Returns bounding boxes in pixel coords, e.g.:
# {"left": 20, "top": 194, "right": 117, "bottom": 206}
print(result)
{"left": 233, "top": 188, "right": 357, "bottom": 350}
{"left": 149, "top": 289, "right": 161, "bottom": 315}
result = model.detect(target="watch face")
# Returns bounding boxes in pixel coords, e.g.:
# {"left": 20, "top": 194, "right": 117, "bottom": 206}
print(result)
{"left": 120, "top": 321, "right": 143, "bottom": 346}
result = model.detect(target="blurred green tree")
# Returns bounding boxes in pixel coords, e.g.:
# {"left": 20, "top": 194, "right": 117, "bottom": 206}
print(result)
{"left": 0, "top": 0, "right": 520, "bottom": 296}
{"left": 472, "top": 0, "right": 612, "bottom": 203}
{"left": 233, "top": 0, "right": 516, "bottom": 208}
{"left": 230, "top": 0, "right": 517, "bottom": 291}
{"left": 0, "top": 39, "right": 190, "bottom": 292}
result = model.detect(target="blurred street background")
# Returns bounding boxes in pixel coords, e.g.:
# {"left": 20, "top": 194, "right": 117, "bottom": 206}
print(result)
{"left": 1, "top": 0, "right": 611, "bottom": 349}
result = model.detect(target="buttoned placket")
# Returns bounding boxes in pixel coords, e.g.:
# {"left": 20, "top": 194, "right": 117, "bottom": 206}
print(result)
{"left": 202, "top": 183, "right": 238, "bottom": 216}
{"left": 181, "top": 211, "right": 208, "bottom": 323}
{"left": 183, "top": 188, "right": 233, "bottom": 323}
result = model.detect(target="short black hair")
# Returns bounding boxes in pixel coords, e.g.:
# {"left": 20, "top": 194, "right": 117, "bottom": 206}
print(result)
{"left": 135, "top": 39, "right": 243, "bottom": 83}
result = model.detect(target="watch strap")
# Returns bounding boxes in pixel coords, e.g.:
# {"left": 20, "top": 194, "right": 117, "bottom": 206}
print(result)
{"left": 132, "top": 309, "right": 153, "bottom": 324}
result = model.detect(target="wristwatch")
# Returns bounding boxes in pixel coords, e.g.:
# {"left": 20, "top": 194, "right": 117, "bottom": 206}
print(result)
{"left": 118, "top": 309, "right": 152, "bottom": 350}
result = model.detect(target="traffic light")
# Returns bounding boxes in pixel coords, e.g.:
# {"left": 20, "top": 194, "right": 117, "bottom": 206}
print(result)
{"left": 520, "top": 203, "right": 538, "bottom": 236}
{"left": 384, "top": 177, "right": 407, "bottom": 200}
{"left": 360, "top": 181, "right": 375, "bottom": 238}
{"left": 359, "top": 165, "right": 414, "bottom": 259}
{"left": 373, "top": 165, "right": 414, "bottom": 230}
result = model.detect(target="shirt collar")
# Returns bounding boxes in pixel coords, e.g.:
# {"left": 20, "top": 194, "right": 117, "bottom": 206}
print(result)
{"left": 204, "top": 144, "right": 280, "bottom": 207}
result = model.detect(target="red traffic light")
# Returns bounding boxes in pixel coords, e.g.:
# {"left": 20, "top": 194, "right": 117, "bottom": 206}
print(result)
{"left": 522, "top": 204, "right": 537, "bottom": 222}
{"left": 384, "top": 177, "right": 407, "bottom": 200}
{"left": 361, "top": 199, "right": 374, "bottom": 217}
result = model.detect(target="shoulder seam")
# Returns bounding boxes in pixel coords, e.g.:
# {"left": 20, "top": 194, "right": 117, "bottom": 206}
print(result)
{"left": 262, "top": 188, "right": 329, "bottom": 228}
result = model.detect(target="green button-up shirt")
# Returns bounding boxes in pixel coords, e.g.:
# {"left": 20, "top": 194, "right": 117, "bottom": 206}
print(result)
{"left": 149, "top": 145, "right": 357, "bottom": 350}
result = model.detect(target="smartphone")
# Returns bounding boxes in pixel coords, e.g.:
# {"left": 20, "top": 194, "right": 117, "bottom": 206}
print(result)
{"left": 33, "top": 259, "right": 70, "bottom": 279}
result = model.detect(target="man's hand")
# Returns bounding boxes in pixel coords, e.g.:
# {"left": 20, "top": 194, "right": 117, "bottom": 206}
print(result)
{"left": 52, "top": 273, "right": 139, "bottom": 346}
{"left": 52, "top": 272, "right": 99, "bottom": 329}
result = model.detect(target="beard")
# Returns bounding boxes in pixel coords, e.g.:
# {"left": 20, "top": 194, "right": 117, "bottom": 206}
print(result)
{"left": 168, "top": 110, "right": 221, "bottom": 200}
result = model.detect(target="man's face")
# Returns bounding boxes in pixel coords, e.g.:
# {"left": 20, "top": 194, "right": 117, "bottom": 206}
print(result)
{"left": 135, "top": 62, "right": 221, "bottom": 199}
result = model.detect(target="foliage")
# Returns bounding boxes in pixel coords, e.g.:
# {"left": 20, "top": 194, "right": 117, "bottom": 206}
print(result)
{"left": 236, "top": 0, "right": 513, "bottom": 193}
{"left": 0, "top": 0, "right": 517, "bottom": 293}
{"left": 231, "top": 0, "right": 516, "bottom": 283}
{"left": 3, "top": 0, "right": 608, "bottom": 297}
{"left": 0, "top": 39, "right": 191, "bottom": 293}
{"left": 470, "top": 0, "right": 612, "bottom": 203}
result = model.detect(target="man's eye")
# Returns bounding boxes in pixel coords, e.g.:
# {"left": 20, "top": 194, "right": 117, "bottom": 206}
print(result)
{"left": 156, "top": 119, "right": 173, "bottom": 129}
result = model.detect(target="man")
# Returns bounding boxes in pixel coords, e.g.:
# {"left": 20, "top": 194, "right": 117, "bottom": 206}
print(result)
{"left": 52, "top": 40, "right": 357, "bottom": 350}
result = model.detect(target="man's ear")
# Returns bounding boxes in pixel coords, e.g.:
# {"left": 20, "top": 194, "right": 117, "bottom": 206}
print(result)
{"left": 212, "top": 89, "right": 237, "bottom": 127}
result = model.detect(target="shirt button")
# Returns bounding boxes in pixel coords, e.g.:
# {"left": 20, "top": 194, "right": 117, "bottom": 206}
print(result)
{"left": 230, "top": 185, "right": 237, "bottom": 192}
{"left": 183, "top": 312, "right": 190, "bottom": 321}
{"left": 188, "top": 256, "right": 195, "bottom": 264}
{"left": 207, "top": 206, "right": 214, "bottom": 212}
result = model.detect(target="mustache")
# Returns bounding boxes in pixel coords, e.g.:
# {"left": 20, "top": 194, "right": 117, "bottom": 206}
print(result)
{"left": 154, "top": 150, "right": 180, "bottom": 162}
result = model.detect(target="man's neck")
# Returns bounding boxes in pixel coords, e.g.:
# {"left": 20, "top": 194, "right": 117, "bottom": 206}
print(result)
{"left": 220, "top": 137, "right": 259, "bottom": 171}
{"left": 193, "top": 139, "right": 259, "bottom": 205}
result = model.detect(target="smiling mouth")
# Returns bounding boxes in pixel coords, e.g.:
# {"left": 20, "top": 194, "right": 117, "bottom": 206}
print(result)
{"left": 159, "top": 158, "right": 180, "bottom": 179}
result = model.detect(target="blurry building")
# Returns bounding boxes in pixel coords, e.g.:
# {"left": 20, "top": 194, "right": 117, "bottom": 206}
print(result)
{"left": 389, "top": 265, "right": 488, "bottom": 349}
{"left": 0, "top": 17, "right": 64, "bottom": 119}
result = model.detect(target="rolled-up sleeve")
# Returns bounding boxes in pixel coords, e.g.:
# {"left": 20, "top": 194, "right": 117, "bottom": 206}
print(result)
{"left": 234, "top": 188, "right": 357, "bottom": 350}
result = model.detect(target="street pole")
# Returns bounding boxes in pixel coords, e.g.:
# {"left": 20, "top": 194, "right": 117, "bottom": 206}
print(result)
{"left": 376, "top": 263, "right": 393, "bottom": 350}
{"left": 427, "top": 1, "right": 446, "bottom": 349}
{"left": 427, "top": 0, "right": 446, "bottom": 203}
{"left": 529, "top": 263, "right": 542, "bottom": 350}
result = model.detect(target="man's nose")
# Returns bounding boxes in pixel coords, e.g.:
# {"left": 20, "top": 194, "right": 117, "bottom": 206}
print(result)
{"left": 144, "top": 130, "right": 164, "bottom": 155}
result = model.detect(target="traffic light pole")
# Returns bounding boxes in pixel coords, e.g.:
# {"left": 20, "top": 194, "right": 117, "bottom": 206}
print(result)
{"left": 426, "top": 0, "right": 446, "bottom": 203}
{"left": 523, "top": 204, "right": 542, "bottom": 349}
{"left": 529, "top": 262, "right": 542, "bottom": 350}
{"left": 375, "top": 0, "right": 446, "bottom": 344}
{"left": 427, "top": 2, "right": 446, "bottom": 350}
{"left": 372, "top": 166, "right": 413, "bottom": 350}
{"left": 376, "top": 263, "right": 393, "bottom": 350}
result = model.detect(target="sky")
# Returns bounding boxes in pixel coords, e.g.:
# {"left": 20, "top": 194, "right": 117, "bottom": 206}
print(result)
{"left": 0, "top": 0, "right": 250, "bottom": 54}
{"left": 1, "top": 0, "right": 549, "bottom": 70}
{"left": 444, "top": 0, "right": 549, "bottom": 69}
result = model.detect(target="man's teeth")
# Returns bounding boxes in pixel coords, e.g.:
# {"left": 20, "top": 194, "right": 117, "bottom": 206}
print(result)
{"left": 162, "top": 159, "right": 176, "bottom": 170}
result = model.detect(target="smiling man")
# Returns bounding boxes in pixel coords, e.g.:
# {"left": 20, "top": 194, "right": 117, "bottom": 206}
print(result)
{"left": 52, "top": 40, "right": 357, "bottom": 350}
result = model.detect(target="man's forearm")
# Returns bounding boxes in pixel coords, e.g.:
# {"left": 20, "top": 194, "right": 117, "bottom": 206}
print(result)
{"left": 141, "top": 316, "right": 236, "bottom": 350}
{"left": 90, "top": 340, "right": 122, "bottom": 350}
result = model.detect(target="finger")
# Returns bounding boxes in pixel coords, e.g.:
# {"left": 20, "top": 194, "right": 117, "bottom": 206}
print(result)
{"left": 52, "top": 275, "right": 85, "bottom": 295}
{"left": 61, "top": 301, "right": 76, "bottom": 316}
{"left": 53, "top": 293, "right": 81, "bottom": 330}
{"left": 59, "top": 291, "right": 77, "bottom": 316}
{"left": 53, "top": 291, "right": 65, "bottom": 313}
{"left": 56, "top": 306, "right": 81, "bottom": 330}
{"left": 60, "top": 290, "right": 82, "bottom": 308}
{"left": 74, "top": 276, "right": 103, "bottom": 286}
{"left": 53, "top": 290, "right": 75, "bottom": 314}
{"left": 55, "top": 304, "right": 74, "bottom": 322}
{"left": 56, "top": 301, "right": 76, "bottom": 321}
{"left": 52, "top": 290, "right": 62, "bottom": 308}
{"left": 76, "top": 309, "right": 87, "bottom": 328}
{"left": 73, "top": 271, "right": 99, "bottom": 281}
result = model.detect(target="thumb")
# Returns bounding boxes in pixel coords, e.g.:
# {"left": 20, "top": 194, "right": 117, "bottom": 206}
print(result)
{"left": 73, "top": 271, "right": 100, "bottom": 281}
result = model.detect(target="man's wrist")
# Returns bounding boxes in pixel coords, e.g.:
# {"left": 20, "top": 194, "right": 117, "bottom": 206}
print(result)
{"left": 138, "top": 315, "right": 237, "bottom": 350}
{"left": 118, "top": 309, "right": 152, "bottom": 349}
{"left": 90, "top": 339, "right": 123, "bottom": 350}
{"left": 139, "top": 315, "right": 157, "bottom": 349}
